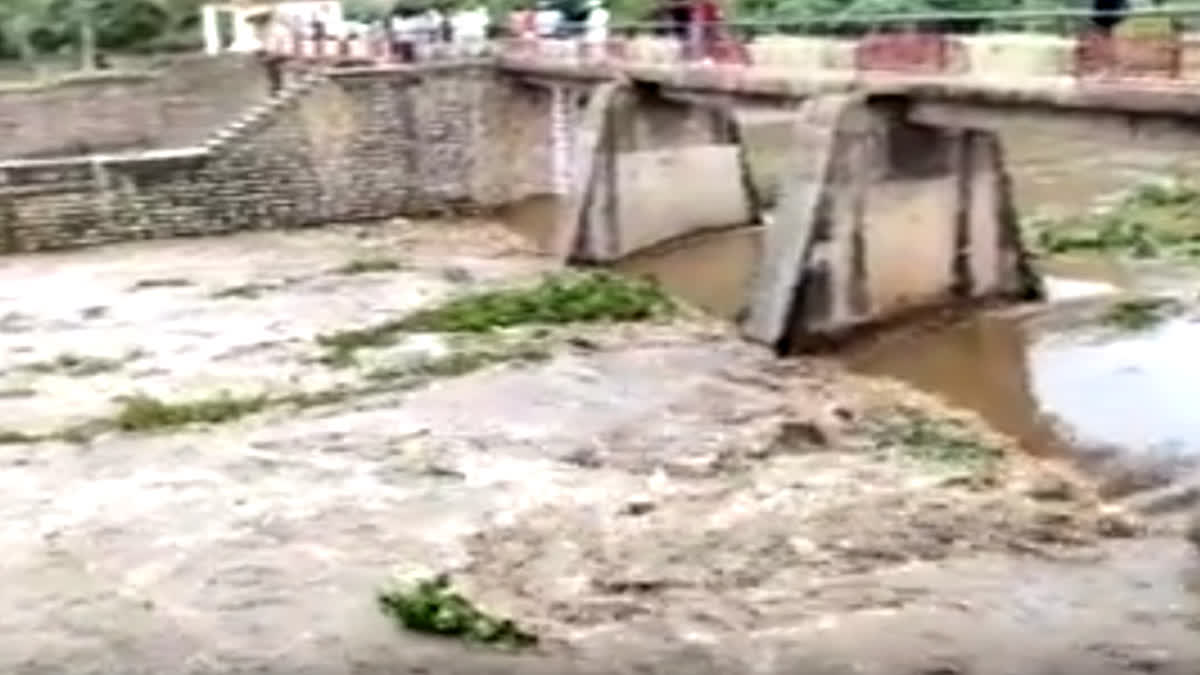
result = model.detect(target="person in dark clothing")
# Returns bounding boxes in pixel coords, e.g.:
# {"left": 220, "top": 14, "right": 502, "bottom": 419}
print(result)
{"left": 1091, "top": 0, "right": 1129, "bottom": 34}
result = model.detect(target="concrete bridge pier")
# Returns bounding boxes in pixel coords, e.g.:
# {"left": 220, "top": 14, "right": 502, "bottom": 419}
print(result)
{"left": 742, "top": 94, "right": 1042, "bottom": 351}
{"left": 553, "top": 81, "right": 757, "bottom": 262}
{"left": 543, "top": 79, "right": 1041, "bottom": 349}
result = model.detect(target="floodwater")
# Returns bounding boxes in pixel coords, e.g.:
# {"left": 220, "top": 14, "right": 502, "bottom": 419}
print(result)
{"left": 497, "top": 195, "right": 761, "bottom": 321}
{"left": 844, "top": 127, "right": 1200, "bottom": 494}
{"left": 502, "top": 125, "right": 1200, "bottom": 498}
{"left": 844, "top": 276, "right": 1200, "bottom": 496}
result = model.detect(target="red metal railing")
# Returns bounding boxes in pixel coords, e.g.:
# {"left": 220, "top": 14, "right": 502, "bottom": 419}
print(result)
{"left": 854, "top": 32, "right": 964, "bottom": 74}
{"left": 1073, "top": 29, "right": 1183, "bottom": 80}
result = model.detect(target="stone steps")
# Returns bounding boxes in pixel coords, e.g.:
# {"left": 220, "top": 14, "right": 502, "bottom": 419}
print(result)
{"left": 202, "top": 69, "right": 329, "bottom": 154}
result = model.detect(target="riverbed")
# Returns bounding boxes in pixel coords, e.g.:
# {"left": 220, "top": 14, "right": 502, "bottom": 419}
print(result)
{"left": 2, "top": 215, "right": 1194, "bottom": 674}
{"left": 583, "top": 123, "right": 1200, "bottom": 511}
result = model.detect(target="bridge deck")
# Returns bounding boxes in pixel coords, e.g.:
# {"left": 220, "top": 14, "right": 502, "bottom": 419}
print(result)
{"left": 496, "top": 56, "right": 1200, "bottom": 118}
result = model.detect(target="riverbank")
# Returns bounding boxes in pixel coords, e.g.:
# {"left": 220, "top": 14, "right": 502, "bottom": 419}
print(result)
{"left": 0, "top": 217, "right": 1195, "bottom": 674}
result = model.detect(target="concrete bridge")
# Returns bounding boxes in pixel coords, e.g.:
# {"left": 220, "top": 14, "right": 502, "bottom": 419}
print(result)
{"left": 493, "top": 52, "right": 1200, "bottom": 349}
{"left": 4, "top": 38, "right": 1200, "bottom": 349}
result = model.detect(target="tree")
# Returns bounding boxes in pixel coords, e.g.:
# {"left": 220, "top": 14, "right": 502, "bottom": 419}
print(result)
{"left": 73, "top": 0, "right": 99, "bottom": 70}
{"left": 0, "top": 0, "right": 53, "bottom": 72}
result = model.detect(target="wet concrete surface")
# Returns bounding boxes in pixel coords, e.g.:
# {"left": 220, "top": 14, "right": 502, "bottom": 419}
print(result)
{"left": 2, "top": 218, "right": 1197, "bottom": 674}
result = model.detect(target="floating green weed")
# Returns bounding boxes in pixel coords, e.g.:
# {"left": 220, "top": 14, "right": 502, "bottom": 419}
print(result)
{"left": 1100, "top": 296, "right": 1184, "bottom": 331}
{"left": 1027, "top": 177, "right": 1200, "bottom": 259}
{"left": 332, "top": 257, "right": 407, "bottom": 275}
{"left": 377, "top": 574, "right": 536, "bottom": 648}
{"left": 211, "top": 283, "right": 276, "bottom": 299}
{"left": 22, "top": 352, "right": 124, "bottom": 377}
{"left": 364, "top": 345, "right": 551, "bottom": 382}
{"left": 317, "top": 271, "right": 673, "bottom": 364}
{"left": 131, "top": 277, "right": 193, "bottom": 290}
{"left": 865, "top": 407, "right": 1005, "bottom": 472}
{"left": 113, "top": 392, "right": 270, "bottom": 431}
{"left": 0, "top": 429, "right": 40, "bottom": 444}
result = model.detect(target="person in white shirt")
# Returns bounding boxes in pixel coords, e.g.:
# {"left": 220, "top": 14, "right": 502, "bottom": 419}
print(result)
{"left": 534, "top": 1, "right": 562, "bottom": 38}
{"left": 583, "top": 0, "right": 609, "bottom": 59}
{"left": 451, "top": 5, "right": 489, "bottom": 55}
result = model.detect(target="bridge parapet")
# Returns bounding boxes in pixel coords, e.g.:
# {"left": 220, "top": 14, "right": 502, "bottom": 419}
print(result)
{"left": 266, "top": 6, "right": 1200, "bottom": 87}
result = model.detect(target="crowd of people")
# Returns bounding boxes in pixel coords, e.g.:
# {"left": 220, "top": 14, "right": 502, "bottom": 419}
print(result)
{"left": 271, "top": 0, "right": 746, "bottom": 65}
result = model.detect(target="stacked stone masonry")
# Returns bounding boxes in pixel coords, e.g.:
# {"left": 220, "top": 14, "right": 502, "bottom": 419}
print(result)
{"left": 0, "top": 55, "right": 272, "bottom": 159}
{"left": 0, "top": 64, "right": 559, "bottom": 254}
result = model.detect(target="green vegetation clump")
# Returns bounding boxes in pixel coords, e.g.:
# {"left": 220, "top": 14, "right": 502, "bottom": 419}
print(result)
{"left": 1100, "top": 296, "right": 1184, "bottom": 332}
{"left": 1027, "top": 178, "right": 1200, "bottom": 260}
{"left": 0, "top": 429, "right": 40, "bottom": 444}
{"left": 377, "top": 574, "right": 536, "bottom": 649}
{"left": 211, "top": 283, "right": 276, "bottom": 299}
{"left": 23, "top": 352, "right": 123, "bottom": 377}
{"left": 365, "top": 344, "right": 551, "bottom": 382}
{"left": 865, "top": 407, "right": 1005, "bottom": 472}
{"left": 317, "top": 272, "right": 673, "bottom": 365}
{"left": 332, "top": 257, "right": 407, "bottom": 275}
{"left": 130, "top": 277, "right": 192, "bottom": 290}
{"left": 113, "top": 392, "right": 269, "bottom": 431}
{"left": 399, "top": 272, "right": 674, "bottom": 332}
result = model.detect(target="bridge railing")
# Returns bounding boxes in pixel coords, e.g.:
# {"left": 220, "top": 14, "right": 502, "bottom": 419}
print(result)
{"left": 262, "top": 5, "right": 1200, "bottom": 85}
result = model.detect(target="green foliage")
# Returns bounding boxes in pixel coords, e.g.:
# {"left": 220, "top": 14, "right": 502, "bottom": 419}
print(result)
{"left": 343, "top": 0, "right": 392, "bottom": 22}
{"left": 364, "top": 343, "right": 550, "bottom": 381}
{"left": 332, "top": 257, "right": 408, "bottom": 275}
{"left": 1027, "top": 177, "right": 1200, "bottom": 260}
{"left": 317, "top": 271, "right": 674, "bottom": 365}
{"left": 735, "top": 0, "right": 1027, "bottom": 28}
{"left": 211, "top": 282, "right": 276, "bottom": 299}
{"left": 22, "top": 352, "right": 123, "bottom": 376}
{"left": 0, "top": 0, "right": 1075, "bottom": 62}
{"left": 1100, "top": 296, "right": 1184, "bottom": 332}
{"left": 397, "top": 271, "right": 675, "bottom": 332}
{"left": 0, "top": 0, "right": 200, "bottom": 61}
{"left": 865, "top": 406, "right": 1006, "bottom": 472}
{"left": 113, "top": 391, "right": 270, "bottom": 430}
{"left": 377, "top": 574, "right": 537, "bottom": 648}
{"left": 0, "top": 429, "right": 41, "bottom": 444}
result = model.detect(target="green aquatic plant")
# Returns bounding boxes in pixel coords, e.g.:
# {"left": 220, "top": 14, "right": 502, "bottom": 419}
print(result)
{"left": 393, "top": 271, "right": 675, "bottom": 333}
{"left": 377, "top": 574, "right": 536, "bottom": 648}
{"left": 1026, "top": 176, "right": 1200, "bottom": 260}
{"left": 364, "top": 344, "right": 551, "bottom": 382}
{"left": 1099, "top": 296, "right": 1184, "bottom": 332}
{"left": 332, "top": 257, "right": 407, "bottom": 275}
{"left": 22, "top": 352, "right": 123, "bottom": 376}
{"left": 316, "top": 271, "right": 674, "bottom": 364}
{"left": 113, "top": 392, "right": 270, "bottom": 431}
{"left": 864, "top": 406, "right": 1006, "bottom": 472}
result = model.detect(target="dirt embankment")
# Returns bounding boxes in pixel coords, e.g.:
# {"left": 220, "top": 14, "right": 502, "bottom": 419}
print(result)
{"left": 0, "top": 218, "right": 1196, "bottom": 675}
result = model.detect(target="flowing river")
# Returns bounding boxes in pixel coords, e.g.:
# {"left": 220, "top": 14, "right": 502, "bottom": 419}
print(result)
{"left": 505, "top": 122, "right": 1200, "bottom": 499}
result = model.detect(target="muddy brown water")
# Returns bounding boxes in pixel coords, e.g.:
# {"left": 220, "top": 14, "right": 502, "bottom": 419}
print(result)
{"left": 501, "top": 126, "right": 1200, "bottom": 498}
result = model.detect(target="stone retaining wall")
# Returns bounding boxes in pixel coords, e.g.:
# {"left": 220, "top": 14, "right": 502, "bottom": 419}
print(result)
{"left": 0, "top": 64, "right": 556, "bottom": 254}
{"left": 0, "top": 55, "right": 271, "bottom": 160}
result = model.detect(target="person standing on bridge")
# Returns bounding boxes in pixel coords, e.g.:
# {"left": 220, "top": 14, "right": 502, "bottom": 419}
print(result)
{"left": 1085, "top": 0, "right": 1129, "bottom": 75}
{"left": 583, "top": 0, "right": 610, "bottom": 60}
{"left": 1091, "top": 0, "right": 1129, "bottom": 35}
